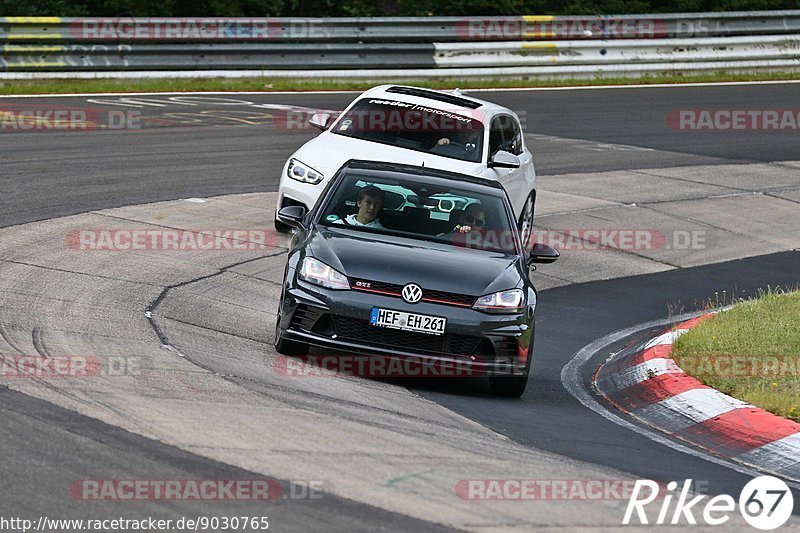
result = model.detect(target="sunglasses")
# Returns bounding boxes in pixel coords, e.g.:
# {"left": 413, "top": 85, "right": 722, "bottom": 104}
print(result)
{"left": 464, "top": 215, "right": 486, "bottom": 227}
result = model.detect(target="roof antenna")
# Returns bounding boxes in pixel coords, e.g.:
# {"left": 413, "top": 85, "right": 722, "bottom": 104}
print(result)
{"left": 422, "top": 160, "right": 425, "bottom": 167}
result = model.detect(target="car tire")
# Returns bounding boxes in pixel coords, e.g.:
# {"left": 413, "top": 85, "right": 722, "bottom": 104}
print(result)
{"left": 518, "top": 191, "right": 535, "bottom": 249}
{"left": 274, "top": 315, "right": 309, "bottom": 356}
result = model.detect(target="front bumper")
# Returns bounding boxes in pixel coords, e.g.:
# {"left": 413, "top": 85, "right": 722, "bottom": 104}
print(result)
{"left": 278, "top": 280, "right": 534, "bottom": 377}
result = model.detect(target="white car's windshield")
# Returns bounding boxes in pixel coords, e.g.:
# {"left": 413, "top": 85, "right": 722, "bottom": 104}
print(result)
{"left": 318, "top": 171, "right": 518, "bottom": 254}
{"left": 331, "top": 99, "right": 484, "bottom": 163}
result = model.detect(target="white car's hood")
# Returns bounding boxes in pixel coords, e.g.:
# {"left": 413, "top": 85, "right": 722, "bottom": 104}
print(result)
{"left": 294, "top": 132, "right": 485, "bottom": 178}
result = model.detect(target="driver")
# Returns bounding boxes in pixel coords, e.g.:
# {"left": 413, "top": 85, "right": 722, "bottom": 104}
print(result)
{"left": 433, "top": 128, "right": 479, "bottom": 151}
{"left": 335, "top": 185, "right": 385, "bottom": 229}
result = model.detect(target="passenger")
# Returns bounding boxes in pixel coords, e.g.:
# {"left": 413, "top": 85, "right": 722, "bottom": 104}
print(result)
{"left": 447, "top": 203, "right": 486, "bottom": 235}
{"left": 335, "top": 185, "right": 385, "bottom": 229}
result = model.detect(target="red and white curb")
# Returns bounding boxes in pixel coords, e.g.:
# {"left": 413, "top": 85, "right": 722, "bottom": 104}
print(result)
{"left": 594, "top": 313, "right": 800, "bottom": 482}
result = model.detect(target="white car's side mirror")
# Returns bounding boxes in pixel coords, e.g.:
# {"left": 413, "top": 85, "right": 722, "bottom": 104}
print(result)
{"left": 309, "top": 113, "right": 332, "bottom": 131}
{"left": 488, "top": 150, "right": 521, "bottom": 169}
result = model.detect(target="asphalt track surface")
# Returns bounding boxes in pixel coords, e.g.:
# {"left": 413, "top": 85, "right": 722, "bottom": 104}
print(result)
{"left": 2, "top": 82, "right": 800, "bottom": 228}
{"left": 0, "top": 387, "right": 453, "bottom": 532}
{"left": 416, "top": 250, "right": 800, "bottom": 511}
{"left": 2, "top": 83, "right": 800, "bottom": 525}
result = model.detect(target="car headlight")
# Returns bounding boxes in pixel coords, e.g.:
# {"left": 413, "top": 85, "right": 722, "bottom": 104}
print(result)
{"left": 472, "top": 289, "right": 524, "bottom": 313}
{"left": 287, "top": 158, "right": 324, "bottom": 185}
{"left": 298, "top": 257, "right": 349, "bottom": 290}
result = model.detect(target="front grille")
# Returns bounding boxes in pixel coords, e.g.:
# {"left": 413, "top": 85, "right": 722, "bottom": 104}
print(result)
{"left": 333, "top": 316, "right": 480, "bottom": 356}
{"left": 449, "top": 335, "right": 482, "bottom": 356}
{"left": 421, "top": 289, "right": 476, "bottom": 307}
{"left": 350, "top": 278, "right": 476, "bottom": 308}
{"left": 353, "top": 279, "right": 401, "bottom": 295}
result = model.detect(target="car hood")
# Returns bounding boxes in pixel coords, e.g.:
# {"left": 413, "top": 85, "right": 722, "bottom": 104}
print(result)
{"left": 307, "top": 225, "right": 524, "bottom": 297}
{"left": 295, "top": 133, "right": 485, "bottom": 178}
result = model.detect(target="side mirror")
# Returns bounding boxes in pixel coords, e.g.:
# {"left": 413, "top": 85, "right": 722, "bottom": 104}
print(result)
{"left": 488, "top": 150, "right": 520, "bottom": 169}
{"left": 308, "top": 113, "right": 332, "bottom": 131}
{"left": 528, "top": 243, "right": 560, "bottom": 264}
{"left": 277, "top": 205, "right": 308, "bottom": 229}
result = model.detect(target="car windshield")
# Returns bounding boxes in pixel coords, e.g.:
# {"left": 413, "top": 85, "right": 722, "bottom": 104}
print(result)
{"left": 317, "top": 171, "right": 518, "bottom": 254}
{"left": 330, "top": 99, "right": 484, "bottom": 163}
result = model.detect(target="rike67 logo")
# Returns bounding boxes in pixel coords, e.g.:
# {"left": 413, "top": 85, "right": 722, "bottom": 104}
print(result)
{"left": 624, "top": 476, "right": 794, "bottom": 530}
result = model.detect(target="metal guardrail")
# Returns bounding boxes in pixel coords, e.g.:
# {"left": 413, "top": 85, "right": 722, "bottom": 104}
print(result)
{"left": 3, "top": 36, "right": 798, "bottom": 71}
{"left": 2, "top": 12, "right": 800, "bottom": 42}
{"left": 434, "top": 35, "right": 800, "bottom": 67}
{"left": 1, "top": 12, "right": 799, "bottom": 78}
{"left": 0, "top": 43, "right": 436, "bottom": 70}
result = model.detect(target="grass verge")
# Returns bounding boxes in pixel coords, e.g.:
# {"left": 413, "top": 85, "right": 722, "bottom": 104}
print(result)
{"left": 672, "top": 288, "right": 800, "bottom": 422}
{"left": 0, "top": 71, "right": 799, "bottom": 95}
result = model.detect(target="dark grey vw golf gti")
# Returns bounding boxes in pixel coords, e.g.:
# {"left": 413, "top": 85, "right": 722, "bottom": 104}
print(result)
{"left": 275, "top": 160, "right": 558, "bottom": 397}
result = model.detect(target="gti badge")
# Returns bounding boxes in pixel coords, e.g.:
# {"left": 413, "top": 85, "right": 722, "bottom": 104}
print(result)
{"left": 402, "top": 283, "right": 423, "bottom": 304}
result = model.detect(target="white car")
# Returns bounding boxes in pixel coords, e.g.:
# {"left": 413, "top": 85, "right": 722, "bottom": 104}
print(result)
{"left": 274, "top": 85, "right": 536, "bottom": 245}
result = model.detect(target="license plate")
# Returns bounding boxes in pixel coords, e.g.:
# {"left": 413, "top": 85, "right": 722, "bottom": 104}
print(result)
{"left": 370, "top": 308, "right": 446, "bottom": 335}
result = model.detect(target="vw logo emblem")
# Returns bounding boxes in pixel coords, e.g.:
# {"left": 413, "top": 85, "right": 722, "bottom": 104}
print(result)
{"left": 401, "top": 283, "right": 423, "bottom": 304}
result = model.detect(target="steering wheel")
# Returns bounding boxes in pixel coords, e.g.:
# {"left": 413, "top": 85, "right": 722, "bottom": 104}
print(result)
{"left": 448, "top": 142, "right": 468, "bottom": 150}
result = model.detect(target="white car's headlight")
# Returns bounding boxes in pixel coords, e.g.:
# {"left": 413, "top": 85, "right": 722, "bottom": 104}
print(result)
{"left": 298, "top": 257, "right": 349, "bottom": 290}
{"left": 287, "top": 158, "right": 324, "bottom": 185}
{"left": 472, "top": 289, "right": 524, "bottom": 313}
